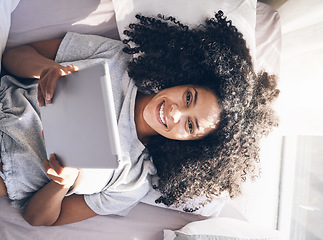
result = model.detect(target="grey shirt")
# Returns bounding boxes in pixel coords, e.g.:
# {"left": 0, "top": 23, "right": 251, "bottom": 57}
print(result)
{"left": 0, "top": 32, "right": 156, "bottom": 216}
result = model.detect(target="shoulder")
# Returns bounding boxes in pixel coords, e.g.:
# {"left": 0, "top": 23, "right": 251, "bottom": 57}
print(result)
{"left": 64, "top": 32, "right": 125, "bottom": 51}
{"left": 56, "top": 32, "right": 130, "bottom": 64}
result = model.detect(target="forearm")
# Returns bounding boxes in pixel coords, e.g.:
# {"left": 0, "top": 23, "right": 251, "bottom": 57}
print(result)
{"left": 23, "top": 180, "right": 69, "bottom": 226}
{"left": 3, "top": 45, "right": 60, "bottom": 79}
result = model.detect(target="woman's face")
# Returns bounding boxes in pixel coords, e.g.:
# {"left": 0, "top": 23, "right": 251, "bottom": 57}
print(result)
{"left": 143, "top": 85, "right": 221, "bottom": 140}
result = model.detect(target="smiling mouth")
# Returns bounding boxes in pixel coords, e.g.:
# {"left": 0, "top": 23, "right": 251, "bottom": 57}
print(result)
{"left": 158, "top": 101, "right": 167, "bottom": 127}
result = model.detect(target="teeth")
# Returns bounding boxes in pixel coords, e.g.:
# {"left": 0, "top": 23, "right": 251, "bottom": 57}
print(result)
{"left": 159, "top": 102, "right": 166, "bottom": 125}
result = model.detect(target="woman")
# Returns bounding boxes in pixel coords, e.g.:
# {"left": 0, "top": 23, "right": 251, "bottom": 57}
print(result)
{"left": 0, "top": 11, "right": 279, "bottom": 226}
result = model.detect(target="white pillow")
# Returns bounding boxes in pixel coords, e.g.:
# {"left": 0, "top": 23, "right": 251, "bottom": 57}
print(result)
{"left": 164, "top": 217, "right": 281, "bottom": 240}
{"left": 6, "top": 0, "right": 119, "bottom": 50}
{"left": 255, "top": 2, "right": 281, "bottom": 74}
{"left": 0, "top": 0, "right": 20, "bottom": 72}
{"left": 112, "top": 0, "right": 257, "bottom": 63}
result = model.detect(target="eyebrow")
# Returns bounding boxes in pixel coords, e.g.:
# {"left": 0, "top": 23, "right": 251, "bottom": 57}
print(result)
{"left": 195, "top": 118, "right": 200, "bottom": 131}
{"left": 193, "top": 88, "right": 200, "bottom": 131}
{"left": 193, "top": 88, "right": 198, "bottom": 106}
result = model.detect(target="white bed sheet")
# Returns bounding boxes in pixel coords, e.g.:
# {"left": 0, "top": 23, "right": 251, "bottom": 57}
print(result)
{"left": 0, "top": 196, "right": 205, "bottom": 240}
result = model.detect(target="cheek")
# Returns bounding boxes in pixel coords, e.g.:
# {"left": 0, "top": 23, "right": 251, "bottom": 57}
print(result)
{"left": 142, "top": 105, "right": 150, "bottom": 122}
{"left": 195, "top": 122, "right": 216, "bottom": 139}
{"left": 163, "top": 125, "right": 190, "bottom": 140}
{"left": 143, "top": 103, "right": 156, "bottom": 126}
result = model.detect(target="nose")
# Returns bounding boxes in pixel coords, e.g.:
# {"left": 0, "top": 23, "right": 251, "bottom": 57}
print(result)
{"left": 170, "top": 104, "right": 182, "bottom": 124}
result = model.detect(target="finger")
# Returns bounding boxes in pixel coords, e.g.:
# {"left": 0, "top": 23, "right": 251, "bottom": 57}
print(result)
{"left": 38, "top": 70, "right": 52, "bottom": 106}
{"left": 65, "top": 64, "right": 78, "bottom": 73}
{"left": 38, "top": 84, "right": 45, "bottom": 107}
{"left": 46, "top": 167, "right": 59, "bottom": 177}
{"left": 43, "top": 159, "right": 62, "bottom": 182}
{"left": 46, "top": 169, "right": 62, "bottom": 180}
{"left": 43, "top": 159, "right": 59, "bottom": 176}
{"left": 48, "top": 153, "right": 63, "bottom": 175}
{"left": 46, "top": 170, "right": 65, "bottom": 185}
{"left": 44, "top": 69, "right": 62, "bottom": 104}
{"left": 42, "top": 159, "right": 51, "bottom": 172}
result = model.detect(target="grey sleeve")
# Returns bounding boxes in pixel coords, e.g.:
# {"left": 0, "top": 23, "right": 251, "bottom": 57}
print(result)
{"left": 84, "top": 179, "right": 151, "bottom": 216}
{"left": 55, "top": 32, "right": 126, "bottom": 64}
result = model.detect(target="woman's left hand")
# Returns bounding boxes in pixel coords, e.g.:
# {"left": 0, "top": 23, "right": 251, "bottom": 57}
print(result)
{"left": 43, "top": 154, "right": 80, "bottom": 189}
{"left": 37, "top": 64, "right": 78, "bottom": 106}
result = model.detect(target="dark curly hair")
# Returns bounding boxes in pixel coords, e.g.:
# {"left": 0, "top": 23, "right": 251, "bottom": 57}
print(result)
{"left": 123, "top": 11, "right": 280, "bottom": 211}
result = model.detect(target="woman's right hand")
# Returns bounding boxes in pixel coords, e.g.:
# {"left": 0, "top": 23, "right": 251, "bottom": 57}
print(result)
{"left": 38, "top": 64, "right": 78, "bottom": 107}
{"left": 43, "top": 154, "right": 80, "bottom": 189}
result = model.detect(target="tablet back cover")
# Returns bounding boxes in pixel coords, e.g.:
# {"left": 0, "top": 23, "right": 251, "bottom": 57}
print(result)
{"left": 40, "top": 63, "right": 121, "bottom": 169}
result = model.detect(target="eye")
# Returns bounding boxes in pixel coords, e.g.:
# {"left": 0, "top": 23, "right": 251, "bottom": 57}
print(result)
{"left": 186, "top": 90, "right": 192, "bottom": 106}
{"left": 188, "top": 118, "right": 194, "bottom": 134}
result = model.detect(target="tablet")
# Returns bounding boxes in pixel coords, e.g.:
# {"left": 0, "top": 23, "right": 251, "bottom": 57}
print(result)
{"left": 40, "top": 63, "right": 121, "bottom": 169}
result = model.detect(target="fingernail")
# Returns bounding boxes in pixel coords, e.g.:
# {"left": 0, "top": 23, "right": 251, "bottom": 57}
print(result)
{"left": 46, "top": 93, "right": 51, "bottom": 101}
{"left": 60, "top": 69, "right": 66, "bottom": 76}
{"left": 69, "top": 64, "right": 77, "bottom": 69}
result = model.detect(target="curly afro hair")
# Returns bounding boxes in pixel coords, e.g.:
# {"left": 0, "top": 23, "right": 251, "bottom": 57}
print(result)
{"left": 123, "top": 11, "right": 280, "bottom": 211}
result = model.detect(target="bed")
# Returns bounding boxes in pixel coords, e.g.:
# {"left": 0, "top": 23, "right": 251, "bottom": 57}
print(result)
{"left": 0, "top": 0, "right": 282, "bottom": 239}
